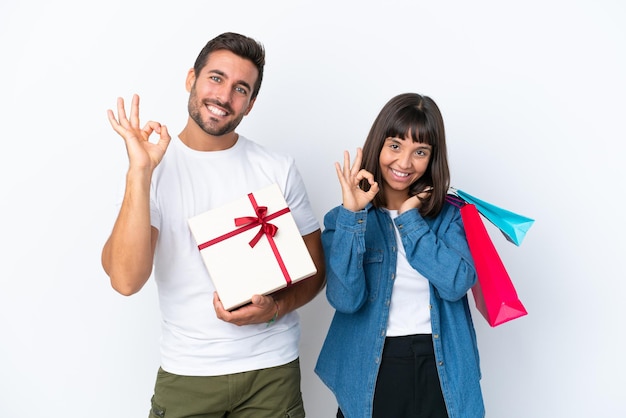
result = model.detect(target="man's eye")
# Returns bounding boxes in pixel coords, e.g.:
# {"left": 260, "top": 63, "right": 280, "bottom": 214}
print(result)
{"left": 210, "top": 76, "right": 221, "bottom": 82}
{"left": 235, "top": 86, "right": 248, "bottom": 95}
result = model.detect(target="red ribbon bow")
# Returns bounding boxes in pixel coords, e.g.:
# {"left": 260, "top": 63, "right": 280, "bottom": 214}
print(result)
{"left": 234, "top": 206, "right": 279, "bottom": 248}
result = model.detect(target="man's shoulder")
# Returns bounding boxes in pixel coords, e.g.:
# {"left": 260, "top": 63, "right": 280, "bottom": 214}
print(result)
{"left": 239, "top": 136, "right": 295, "bottom": 164}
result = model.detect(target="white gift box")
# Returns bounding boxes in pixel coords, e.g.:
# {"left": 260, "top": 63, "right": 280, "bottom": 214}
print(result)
{"left": 188, "top": 183, "right": 317, "bottom": 311}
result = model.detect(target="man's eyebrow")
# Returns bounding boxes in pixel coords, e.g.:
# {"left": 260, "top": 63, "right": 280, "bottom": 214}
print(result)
{"left": 235, "top": 79, "right": 252, "bottom": 92}
{"left": 208, "top": 68, "right": 226, "bottom": 77}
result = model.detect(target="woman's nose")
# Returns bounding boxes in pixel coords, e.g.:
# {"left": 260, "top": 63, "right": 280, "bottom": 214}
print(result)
{"left": 397, "top": 151, "right": 412, "bottom": 168}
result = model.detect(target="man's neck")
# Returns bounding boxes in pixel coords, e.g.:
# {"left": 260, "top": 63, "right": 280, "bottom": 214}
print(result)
{"left": 178, "top": 119, "right": 239, "bottom": 151}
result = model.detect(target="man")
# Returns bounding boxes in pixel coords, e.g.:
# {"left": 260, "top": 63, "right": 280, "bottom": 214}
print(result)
{"left": 102, "top": 32, "right": 325, "bottom": 418}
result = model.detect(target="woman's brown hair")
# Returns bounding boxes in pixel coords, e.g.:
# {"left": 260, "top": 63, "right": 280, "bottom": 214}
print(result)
{"left": 360, "top": 93, "right": 450, "bottom": 218}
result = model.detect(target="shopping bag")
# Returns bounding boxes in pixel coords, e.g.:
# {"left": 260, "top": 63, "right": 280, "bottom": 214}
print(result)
{"left": 460, "top": 203, "right": 528, "bottom": 327}
{"left": 452, "top": 188, "right": 534, "bottom": 246}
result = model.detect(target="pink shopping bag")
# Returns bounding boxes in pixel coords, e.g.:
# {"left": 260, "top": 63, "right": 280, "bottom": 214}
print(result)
{"left": 460, "top": 203, "right": 528, "bottom": 327}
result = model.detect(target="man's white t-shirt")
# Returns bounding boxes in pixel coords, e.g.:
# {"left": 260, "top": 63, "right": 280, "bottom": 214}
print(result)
{"left": 148, "top": 135, "right": 319, "bottom": 376}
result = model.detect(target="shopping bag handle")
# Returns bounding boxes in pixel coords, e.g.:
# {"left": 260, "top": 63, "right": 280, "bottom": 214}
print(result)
{"left": 445, "top": 194, "right": 466, "bottom": 208}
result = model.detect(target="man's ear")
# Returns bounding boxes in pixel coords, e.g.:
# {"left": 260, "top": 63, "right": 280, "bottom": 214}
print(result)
{"left": 185, "top": 68, "right": 195, "bottom": 92}
{"left": 244, "top": 97, "right": 257, "bottom": 116}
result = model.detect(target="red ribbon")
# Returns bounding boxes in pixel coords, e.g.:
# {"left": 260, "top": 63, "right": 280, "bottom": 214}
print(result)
{"left": 234, "top": 206, "right": 279, "bottom": 248}
{"left": 197, "top": 192, "right": 293, "bottom": 285}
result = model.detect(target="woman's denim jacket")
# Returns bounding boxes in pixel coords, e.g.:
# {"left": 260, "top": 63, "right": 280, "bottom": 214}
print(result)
{"left": 315, "top": 202, "right": 485, "bottom": 418}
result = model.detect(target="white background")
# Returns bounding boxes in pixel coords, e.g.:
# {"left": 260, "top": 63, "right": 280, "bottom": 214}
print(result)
{"left": 1, "top": 0, "right": 625, "bottom": 417}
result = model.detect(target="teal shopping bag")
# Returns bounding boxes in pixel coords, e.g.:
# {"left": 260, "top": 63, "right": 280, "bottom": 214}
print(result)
{"left": 451, "top": 188, "right": 534, "bottom": 246}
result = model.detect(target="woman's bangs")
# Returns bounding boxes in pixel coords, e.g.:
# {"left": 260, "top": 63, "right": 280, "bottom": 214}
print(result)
{"left": 388, "top": 109, "right": 431, "bottom": 145}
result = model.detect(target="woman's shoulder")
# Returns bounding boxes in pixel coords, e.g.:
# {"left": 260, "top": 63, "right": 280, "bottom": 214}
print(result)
{"left": 427, "top": 195, "right": 464, "bottom": 226}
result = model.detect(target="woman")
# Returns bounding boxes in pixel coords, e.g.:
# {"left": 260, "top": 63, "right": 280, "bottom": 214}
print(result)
{"left": 315, "top": 93, "right": 485, "bottom": 417}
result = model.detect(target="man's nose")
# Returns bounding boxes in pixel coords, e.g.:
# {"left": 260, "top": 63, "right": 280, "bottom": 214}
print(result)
{"left": 215, "top": 84, "right": 232, "bottom": 105}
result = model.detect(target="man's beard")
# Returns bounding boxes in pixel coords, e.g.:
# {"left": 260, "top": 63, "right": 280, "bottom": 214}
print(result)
{"left": 188, "top": 88, "right": 245, "bottom": 137}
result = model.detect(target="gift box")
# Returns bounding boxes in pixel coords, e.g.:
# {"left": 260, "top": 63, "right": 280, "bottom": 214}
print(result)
{"left": 188, "top": 183, "right": 317, "bottom": 311}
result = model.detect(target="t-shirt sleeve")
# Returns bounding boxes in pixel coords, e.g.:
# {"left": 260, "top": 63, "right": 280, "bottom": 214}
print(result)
{"left": 283, "top": 159, "right": 320, "bottom": 236}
